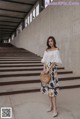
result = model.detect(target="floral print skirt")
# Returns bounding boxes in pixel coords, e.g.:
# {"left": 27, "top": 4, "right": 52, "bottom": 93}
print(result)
{"left": 40, "top": 63, "right": 59, "bottom": 97}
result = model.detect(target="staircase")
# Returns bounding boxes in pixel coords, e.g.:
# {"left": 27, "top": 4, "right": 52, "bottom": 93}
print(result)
{"left": 0, "top": 43, "right": 80, "bottom": 96}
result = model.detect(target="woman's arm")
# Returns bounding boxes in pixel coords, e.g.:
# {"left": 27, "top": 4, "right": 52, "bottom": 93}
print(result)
{"left": 47, "top": 62, "right": 62, "bottom": 73}
{"left": 43, "top": 63, "right": 46, "bottom": 70}
{"left": 41, "top": 63, "right": 48, "bottom": 74}
{"left": 48, "top": 62, "right": 55, "bottom": 71}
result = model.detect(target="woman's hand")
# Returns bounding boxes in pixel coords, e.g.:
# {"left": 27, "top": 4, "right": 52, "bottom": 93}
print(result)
{"left": 42, "top": 68, "right": 50, "bottom": 74}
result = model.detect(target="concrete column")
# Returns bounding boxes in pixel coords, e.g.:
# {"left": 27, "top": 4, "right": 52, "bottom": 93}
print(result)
{"left": 22, "top": 19, "right": 25, "bottom": 30}
{"left": 39, "top": 0, "right": 45, "bottom": 12}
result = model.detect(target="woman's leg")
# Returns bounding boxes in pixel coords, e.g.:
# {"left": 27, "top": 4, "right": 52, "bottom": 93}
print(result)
{"left": 47, "top": 95, "right": 53, "bottom": 112}
{"left": 52, "top": 96, "right": 58, "bottom": 115}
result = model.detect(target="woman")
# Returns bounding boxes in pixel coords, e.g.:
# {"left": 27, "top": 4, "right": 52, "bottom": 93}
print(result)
{"left": 40, "top": 36, "right": 62, "bottom": 117}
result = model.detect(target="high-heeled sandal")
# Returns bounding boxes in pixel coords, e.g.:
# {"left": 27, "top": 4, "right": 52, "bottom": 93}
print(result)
{"left": 53, "top": 112, "right": 58, "bottom": 117}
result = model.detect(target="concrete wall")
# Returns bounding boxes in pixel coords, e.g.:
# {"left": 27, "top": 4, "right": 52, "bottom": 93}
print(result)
{"left": 11, "top": 5, "right": 80, "bottom": 75}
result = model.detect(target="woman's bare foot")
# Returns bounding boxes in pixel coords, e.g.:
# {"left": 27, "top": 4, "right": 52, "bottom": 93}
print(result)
{"left": 47, "top": 106, "right": 53, "bottom": 112}
{"left": 53, "top": 112, "right": 58, "bottom": 117}
{"left": 53, "top": 110, "right": 58, "bottom": 117}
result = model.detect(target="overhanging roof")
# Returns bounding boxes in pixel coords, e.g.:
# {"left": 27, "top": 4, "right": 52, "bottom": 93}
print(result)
{"left": 0, "top": 0, "right": 38, "bottom": 42}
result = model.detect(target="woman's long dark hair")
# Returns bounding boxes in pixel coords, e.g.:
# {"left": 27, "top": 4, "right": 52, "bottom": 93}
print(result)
{"left": 46, "top": 36, "right": 58, "bottom": 51}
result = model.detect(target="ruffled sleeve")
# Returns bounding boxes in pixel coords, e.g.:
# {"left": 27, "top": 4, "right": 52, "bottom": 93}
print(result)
{"left": 51, "top": 50, "right": 62, "bottom": 65}
{"left": 41, "top": 51, "right": 47, "bottom": 63}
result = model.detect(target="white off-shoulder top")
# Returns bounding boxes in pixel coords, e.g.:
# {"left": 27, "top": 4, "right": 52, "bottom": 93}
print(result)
{"left": 41, "top": 49, "right": 62, "bottom": 66}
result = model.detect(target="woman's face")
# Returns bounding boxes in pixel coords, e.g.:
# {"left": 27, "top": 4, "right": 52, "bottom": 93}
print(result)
{"left": 48, "top": 38, "right": 54, "bottom": 48}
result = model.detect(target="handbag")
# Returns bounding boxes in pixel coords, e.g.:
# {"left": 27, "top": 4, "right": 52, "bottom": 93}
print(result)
{"left": 40, "top": 71, "right": 51, "bottom": 84}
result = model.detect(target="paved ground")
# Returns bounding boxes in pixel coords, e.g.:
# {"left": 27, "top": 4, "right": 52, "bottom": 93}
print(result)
{"left": 0, "top": 88, "right": 80, "bottom": 119}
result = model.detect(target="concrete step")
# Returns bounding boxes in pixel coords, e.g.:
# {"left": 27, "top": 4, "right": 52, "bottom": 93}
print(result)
{"left": 59, "top": 73, "right": 80, "bottom": 80}
{"left": 60, "top": 79, "right": 80, "bottom": 89}
{"left": 0, "top": 64, "right": 43, "bottom": 67}
{"left": 0, "top": 61, "right": 41, "bottom": 64}
{"left": 0, "top": 66, "right": 64, "bottom": 71}
{"left": 0, "top": 70, "right": 73, "bottom": 78}
{"left": 0, "top": 45, "right": 79, "bottom": 96}
{"left": 0, "top": 52, "right": 35, "bottom": 54}
{"left": 0, "top": 66, "right": 44, "bottom": 70}
{"left": 0, "top": 59, "right": 41, "bottom": 61}
{"left": 0, "top": 78, "right": 80, "bottom": 96}
{"left": 0, "top": 55, "right": 41, "bottom": 59}
{"left": 0, "top": 83, "right": 41, "bottom": 93}
{"left": 0, "top": 55, "right": 40, "bottom": 57}
{"left": 0, "top": 63, "right": 42, "bottom": 66}
{"left": 0, "top": 50, "right": 33, "bottom": 52}
{"left": 0, "top": 76, "right": 40, "bottom": 83}
{"left": 0, "top": 53, "right": 37, "bottom": 55}
{"left": 0, "top": 70, "right": 42, "bottom": 75}
{"left": 0, "top": 55, "right": 39, "bottom": 57}
{"left": 0, "top": 73, "right": 79, "bottom": 84}
{"left": 0, "top": 62, "right": 42, "bottom": 64}
{"left": 0, "top": 50, "right": 28, "bottom": 52}
{"left": 1, "top": 58, "right": 39, "bottom": 60}
{"left": 0, "top": 69, "right": 70, "bottom": 75}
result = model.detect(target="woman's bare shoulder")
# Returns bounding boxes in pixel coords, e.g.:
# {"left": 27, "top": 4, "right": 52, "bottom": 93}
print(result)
{"left": 55, "top": 48, "right": 59, "bottom": 50}
{"left": 46, "top": 48, "right": 59, "bottom": 51}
